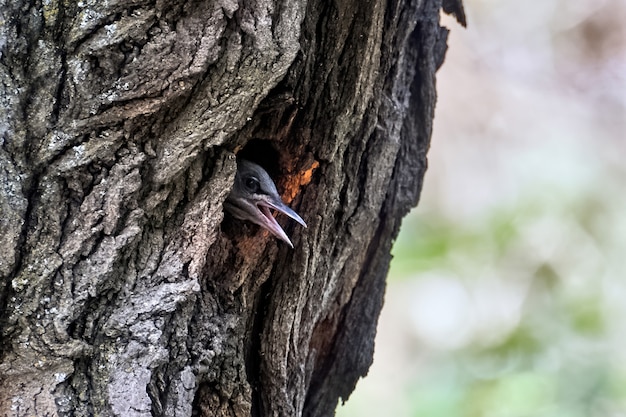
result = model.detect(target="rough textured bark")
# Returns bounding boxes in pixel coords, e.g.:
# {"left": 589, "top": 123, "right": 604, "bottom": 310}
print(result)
{"left": 0, "top": 0, "right": 463, "bottom": 416}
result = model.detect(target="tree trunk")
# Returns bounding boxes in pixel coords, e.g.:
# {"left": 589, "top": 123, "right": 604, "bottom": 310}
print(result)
{"left": 0, "top": 0, "right": 463, "bottom": 416}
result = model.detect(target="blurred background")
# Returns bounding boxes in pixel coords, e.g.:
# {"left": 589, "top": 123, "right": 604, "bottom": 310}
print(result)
{"left": 338, "top": 0, "right": 626, "bottom": 416}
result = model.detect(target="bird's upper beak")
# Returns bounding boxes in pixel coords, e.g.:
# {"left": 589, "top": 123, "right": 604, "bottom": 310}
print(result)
{"left": 255, "top": 196, "right": 307, "bottom": 248}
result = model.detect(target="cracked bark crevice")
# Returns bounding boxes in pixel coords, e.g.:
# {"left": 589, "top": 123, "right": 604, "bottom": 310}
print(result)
{"left": 245, "top": 273, "right": 274, "bottom": 417}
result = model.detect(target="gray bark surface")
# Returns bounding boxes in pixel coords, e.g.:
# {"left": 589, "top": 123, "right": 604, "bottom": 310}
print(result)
{"left": 0, "top": 0, "right": 463, "bottom": 415}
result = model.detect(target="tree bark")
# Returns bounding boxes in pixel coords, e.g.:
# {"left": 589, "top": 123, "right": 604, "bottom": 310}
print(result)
{"left": 0, "top": 0, "right": 463, "bottom": 416}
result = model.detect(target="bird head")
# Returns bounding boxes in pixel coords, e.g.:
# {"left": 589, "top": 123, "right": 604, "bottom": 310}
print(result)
{"left": 224, "top": 159, "right": 307, "bottom": 247}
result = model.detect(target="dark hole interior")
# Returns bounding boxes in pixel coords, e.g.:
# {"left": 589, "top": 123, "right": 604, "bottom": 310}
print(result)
{"left": 237, "top": 139, "right": 281, "bottom": 179}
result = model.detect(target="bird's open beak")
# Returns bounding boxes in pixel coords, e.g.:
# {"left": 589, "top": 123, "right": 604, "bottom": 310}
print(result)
{"left": 256, "top": 198, "right": 307, "bottom": 248}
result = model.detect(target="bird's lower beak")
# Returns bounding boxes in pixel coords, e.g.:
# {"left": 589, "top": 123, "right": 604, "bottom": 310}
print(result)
{"left": 256, "top": 200, "right": 307, "bottom": 248}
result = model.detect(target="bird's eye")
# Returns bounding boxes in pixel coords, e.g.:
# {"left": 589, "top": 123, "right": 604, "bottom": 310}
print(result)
{"left": 245, "top": 176, "right": 260, "bottom": 193}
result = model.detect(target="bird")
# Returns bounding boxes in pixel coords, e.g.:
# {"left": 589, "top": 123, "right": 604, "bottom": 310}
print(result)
{"left": 224, "top": 159, "right": 307, "bottom": 248}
